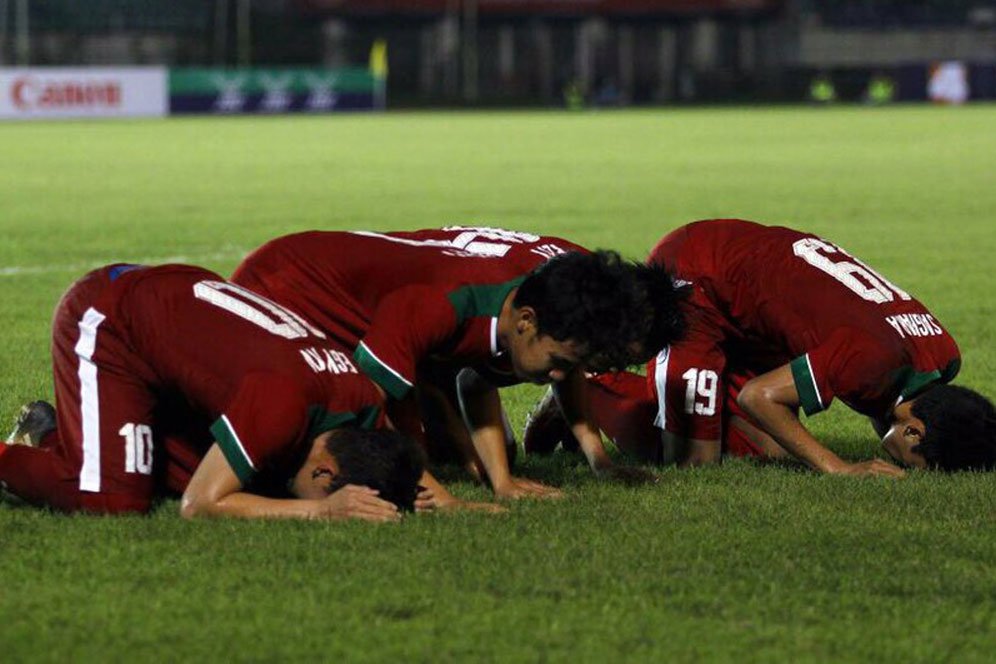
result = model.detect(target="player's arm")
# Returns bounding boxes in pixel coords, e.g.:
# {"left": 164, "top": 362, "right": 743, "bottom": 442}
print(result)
{"left": 555, "top": 370, "right": 659, "bottom": 484}
{"left": 415, "top": 467, "right": 507, "bottom": 513}
{"left": 456, "top": 368, "right": 563, "bottom": 500}
{"left": 180, "top": 443, "right": 401, "bottom": 522}
{"left": 736, "top": 364, "right": 903, "bottom": 477}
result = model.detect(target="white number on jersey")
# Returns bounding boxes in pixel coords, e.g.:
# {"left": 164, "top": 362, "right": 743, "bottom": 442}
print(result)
{"left": 120, "top": 423, "right": 154, "bottom": 475}
{"left": 349, "top": 227, "right": 548, "bottom": 259}
{"left": 682, "top": 368, "right": 719, "bottom": 416}
{"left": 793, "top": 238, "right": 911, "bottom": 304}
{"left": 193, "top": 281, "right": 327, "bottom": 340}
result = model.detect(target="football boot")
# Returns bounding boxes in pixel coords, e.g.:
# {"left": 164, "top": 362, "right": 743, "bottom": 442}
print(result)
{"left": 5, "top": 400, "right": 57, "bottom": 447}
{"left": 522, "top": 388, "right": 579, "bottom": 455}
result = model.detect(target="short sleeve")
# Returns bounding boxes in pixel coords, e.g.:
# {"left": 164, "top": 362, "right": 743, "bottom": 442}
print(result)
{"left": 353, "top": 286, "right": 460, "bottom": 400}
{"left": 209, "top": 373, "right": 310, "bottom": 484}
{"left": 790, "top": 329, "right": 904, "bottom": 417}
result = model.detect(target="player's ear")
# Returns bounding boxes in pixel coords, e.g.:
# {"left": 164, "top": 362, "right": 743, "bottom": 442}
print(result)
{"left": 516, "top": 306, "right": 538, "bottom": 334}
{"left": 290, "top": 434, "right": 340, "bottom": 498}
{"left": 903, "top": 423, "right": 925, "bottom": 444}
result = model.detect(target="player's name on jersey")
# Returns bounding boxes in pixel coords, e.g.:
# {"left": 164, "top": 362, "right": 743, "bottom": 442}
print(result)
{"left": 299, "top": 347, "right": 359, "bottom": 375}
{"left": 885, "top": 313, "right": 944, "bottom": 339}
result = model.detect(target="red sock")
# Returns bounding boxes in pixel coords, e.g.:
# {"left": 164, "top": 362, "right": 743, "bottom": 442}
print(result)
{"left": 0, "top": 444, "right": 79, "bottom": 510}
{"left": 0, "top": 444, "right": 150, "bottom": 514}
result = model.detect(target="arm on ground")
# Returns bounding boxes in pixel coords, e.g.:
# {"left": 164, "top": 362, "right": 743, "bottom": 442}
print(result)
{"left": 415, "top": 467, "right": 506, "bottom": 514}
{"left": 456, "top": 368, "right": 563, "bottom": 500}
{"left": 180, "top": 444, "right": 401, "bottom": 521}
{"left": 556, "top": 370, "right": 659, "bottom": 485}
{"left": 736, "top": 365, "right": 903, "bottom": 477}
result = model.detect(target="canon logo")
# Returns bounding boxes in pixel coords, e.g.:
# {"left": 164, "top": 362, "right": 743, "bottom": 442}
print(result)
{"left": 10, "top": 77, "right": 122, "bottom": 110}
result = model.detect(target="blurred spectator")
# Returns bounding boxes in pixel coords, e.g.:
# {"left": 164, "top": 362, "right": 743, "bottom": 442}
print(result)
{"left": 865, "top": 73, "right": 897, "bottom": 104}
{"left": 809, "top": 73, "right": 837, "bottom": 103}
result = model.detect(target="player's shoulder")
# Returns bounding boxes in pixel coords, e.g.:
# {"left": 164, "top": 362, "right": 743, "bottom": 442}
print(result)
{"left": 110, "top": 264, "right": 224, "bottom": 296}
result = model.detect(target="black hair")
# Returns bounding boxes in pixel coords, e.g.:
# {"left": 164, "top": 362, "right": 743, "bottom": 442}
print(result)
{"left": 910, "top": 385, "right": 996, "bottom": 471}
{"left": 633, "top": 262, "right": 690, "bottom": 363}
{"left": 512, "top": 250, "right": 687, "bottom": 371}
{"left": 325, "top": 428, "right": 425, "bottom": 511}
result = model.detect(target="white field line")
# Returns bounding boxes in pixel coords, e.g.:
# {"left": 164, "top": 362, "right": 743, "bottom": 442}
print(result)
{"left": 0, "top": 247, "right": 248, "bottom": 279}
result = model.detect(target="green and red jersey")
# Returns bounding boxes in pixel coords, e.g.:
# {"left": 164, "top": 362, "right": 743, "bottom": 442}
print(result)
{"left": 231, "top": 227, "right": 586, "bottom": 399}
{"left": 647, "top": 219, "right": 960, "bottom": 440}
{"left": 64, "top": 265, "right": 385, "bottom": 492}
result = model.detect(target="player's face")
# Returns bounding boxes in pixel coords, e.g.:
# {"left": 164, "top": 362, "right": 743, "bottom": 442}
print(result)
{"left": 510, "top": 329, "right": 586, "bottom": 384}
{"left": 881, "top": 402, "right": 928, "bottom": 469}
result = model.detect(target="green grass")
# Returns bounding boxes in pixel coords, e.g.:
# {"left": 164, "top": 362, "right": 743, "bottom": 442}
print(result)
{"left": 2, "top": 106, "right": 995, "bottom": 662}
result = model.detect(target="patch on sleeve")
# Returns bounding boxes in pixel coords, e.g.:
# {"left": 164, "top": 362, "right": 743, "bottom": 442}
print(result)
{"left": 210, "top": 415, "right": 256, "bottom": 485}
{"left": 354, "top": 341, "right": 413, "bottom": 400}
{"left": 790, "top": 354, "right": 826, "bottom": 416}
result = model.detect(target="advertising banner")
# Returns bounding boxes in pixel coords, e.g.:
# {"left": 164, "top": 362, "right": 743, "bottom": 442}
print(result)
{"left": 169, "top": 68, "right": 377, "bottom": 114}
{"left": 0, "top": 68, "right": 168, "bottom": 120}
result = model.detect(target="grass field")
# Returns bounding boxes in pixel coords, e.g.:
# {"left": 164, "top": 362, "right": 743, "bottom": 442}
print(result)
{"left": 1, "top": 106, "right": 995, "bottom": 662}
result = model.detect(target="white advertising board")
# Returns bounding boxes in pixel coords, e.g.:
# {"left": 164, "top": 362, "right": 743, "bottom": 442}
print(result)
{"left": 0, "top": 67, "right": 167, "bottom": 120}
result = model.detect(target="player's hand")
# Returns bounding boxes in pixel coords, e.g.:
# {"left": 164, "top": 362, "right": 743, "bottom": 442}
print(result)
{"left": 831, "top": 459, "right": 905, "bottom": 478}
{"left": 493, "top": 476, "right": 564, "bottom": 500}
{"left": 415, "top": 485, "right": 436, "bottom": 512}
{"left": 596, "top": 465, "right": 661, "bottom": 486}
{"left": 416, "top": 488, "right": 507, "bottom": 514}
{"left": 317, "top": 484, "right": 402, "bottom": 522}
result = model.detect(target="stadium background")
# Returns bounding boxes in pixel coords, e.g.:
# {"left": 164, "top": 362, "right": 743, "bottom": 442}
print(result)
{"left": 1, "top": 1, "right": 995, "bottom": 661}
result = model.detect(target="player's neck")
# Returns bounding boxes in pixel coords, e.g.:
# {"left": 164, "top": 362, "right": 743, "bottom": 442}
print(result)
{"left": 495, "top": 289, "right": 519, "bottom": 353}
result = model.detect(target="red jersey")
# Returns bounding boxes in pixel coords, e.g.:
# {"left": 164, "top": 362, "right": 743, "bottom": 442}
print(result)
{"left": 79, "top": 264, "right": 385, "bottom": 490}
{"left": 231, "top": 227, "right": 585, "bottom": 399}
{"left": 647, "top": 219, "right": 960, "bottom": 439}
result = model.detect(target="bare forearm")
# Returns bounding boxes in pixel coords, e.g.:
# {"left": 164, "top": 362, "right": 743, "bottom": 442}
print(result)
{"left": 738, "top": 393, "right": 844, "bottom": 472}
{"left": 573, "top": 422, "right": 611, "bottom": 471}
{"left": 181, "top": 492, "right": 321, "bottom": 520}
{"left": 417, "top": 377, "right": 484, "bottom": 478}
{"left": 457, "top": 375, "right": 512, "bottom": 488}
{"left": 554, "top": 373, "right": 611, "bottom": 472}
{"left": 418, "top": 469, "right": 458, "bottom": 505}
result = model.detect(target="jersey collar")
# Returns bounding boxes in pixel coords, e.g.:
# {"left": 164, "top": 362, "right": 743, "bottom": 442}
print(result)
{"left": 490, "top": 317, "right": 502, "bottom": 357}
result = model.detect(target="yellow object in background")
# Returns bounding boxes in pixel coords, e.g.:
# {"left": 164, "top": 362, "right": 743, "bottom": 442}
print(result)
{"left": 369, "top": 39, "right": 388, "bottom": 81}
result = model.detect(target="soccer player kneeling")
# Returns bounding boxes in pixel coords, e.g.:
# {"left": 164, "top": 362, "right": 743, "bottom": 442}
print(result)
{"left": 0, "top": 264, "right": 423, "bottom": 519}
{"left": 525, "top": 219, "right": 995, "bottom": 475}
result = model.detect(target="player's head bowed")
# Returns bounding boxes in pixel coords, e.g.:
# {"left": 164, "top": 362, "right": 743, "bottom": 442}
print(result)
{"left": 513, "top": 250, "right": 686, "bottom": 372}
{"left": 910, "top": 385, "right": 996, "bottom": 471}
{"left": 325, "top": 428, "right": 425, "bottom": 510}
{"left": 633, "top": 262, "right": 691, "bottom": 362}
